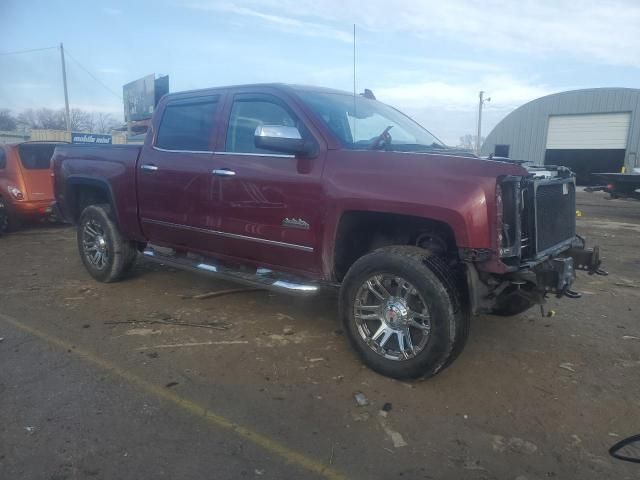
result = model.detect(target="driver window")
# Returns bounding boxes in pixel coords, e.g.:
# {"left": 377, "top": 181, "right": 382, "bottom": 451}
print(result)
{"left": 226, "top": 97, "right": 297, "bottom": 154}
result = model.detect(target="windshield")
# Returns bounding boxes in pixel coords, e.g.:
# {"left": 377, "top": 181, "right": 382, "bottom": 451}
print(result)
{"left": 295, "top": 90, "right": 446, "bottom": 152}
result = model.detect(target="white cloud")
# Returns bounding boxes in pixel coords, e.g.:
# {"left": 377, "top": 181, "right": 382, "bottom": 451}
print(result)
{"left": 189, "top": 2, "right": 353, "bottom": 43}
{"left": 398, "top": 57, "right": 506, "bottom": 74}
{"left": 197, "top": 0, "right": 640, "bottom": 67}
{"left": 186, "top": 0, "right": 635, "bottom": 143}
{"left": 374, "top": 73, "right": 553, "bottom": 112}
{"left": 371, "top": 74, "right": 558, "bottom": 144}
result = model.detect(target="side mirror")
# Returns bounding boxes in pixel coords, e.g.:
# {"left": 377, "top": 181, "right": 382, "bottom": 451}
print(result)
{"left": 254, "top": 125, "right": 316, "bottom": 157}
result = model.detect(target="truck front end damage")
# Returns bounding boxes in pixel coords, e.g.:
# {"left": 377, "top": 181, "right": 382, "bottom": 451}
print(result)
{"left": 465, "top": 166, "right": 606, "bottom": 315}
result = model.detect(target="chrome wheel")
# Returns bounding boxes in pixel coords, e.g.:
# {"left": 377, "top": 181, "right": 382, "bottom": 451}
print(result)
{"left": 354, "top": 274, "right": 431, "bottom": 361}
{"left": 82, "top": 219, "right": 109, "bottom": 270}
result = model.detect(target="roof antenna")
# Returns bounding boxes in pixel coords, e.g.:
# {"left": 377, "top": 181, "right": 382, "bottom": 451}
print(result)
{"left": 353, "top": 23, "right": 357, "bottom": 138}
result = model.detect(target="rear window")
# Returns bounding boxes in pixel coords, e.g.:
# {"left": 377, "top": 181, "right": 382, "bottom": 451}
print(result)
{"left": 17, "top": 144, "right": 55, "bottom": 170}
{"left": 155, "top": 96, "right": 218, "bottom": 151}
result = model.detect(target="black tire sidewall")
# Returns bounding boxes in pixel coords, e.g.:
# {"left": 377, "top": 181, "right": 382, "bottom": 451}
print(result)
{"left": 0, "top": 201, "right": 21, "bottom": 233}
{"left": 0, "top": 199, "right": 7, "bottom": 234}
{"left": 77, "top": 204, "right": 127, "bottom": 283}
{"left": 340, "top": 249, "right": 458, "bottom": 379}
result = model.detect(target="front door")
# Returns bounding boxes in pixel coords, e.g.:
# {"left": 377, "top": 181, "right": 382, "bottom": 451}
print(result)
{"left": 212, "top": 92, "right": 325, "bottom": 275}
{"left": 137, "top": 94, "right": 223, "bottom": 252}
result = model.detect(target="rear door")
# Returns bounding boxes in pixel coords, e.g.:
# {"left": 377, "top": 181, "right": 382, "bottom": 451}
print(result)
{"left": 137, "top": 94, "right": 224, "bottom": 252}
{"left": 212, "top": 91, "right": 326, "bottom": 275}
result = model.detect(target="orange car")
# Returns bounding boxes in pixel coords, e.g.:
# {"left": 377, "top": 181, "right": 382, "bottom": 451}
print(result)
{"left": 0, "top": 141, "right": 60, "bottom": 231}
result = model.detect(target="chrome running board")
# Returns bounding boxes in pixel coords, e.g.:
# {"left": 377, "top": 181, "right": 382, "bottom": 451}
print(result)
{"left": 142, "top": 246, "right": 320, "bottom": 296}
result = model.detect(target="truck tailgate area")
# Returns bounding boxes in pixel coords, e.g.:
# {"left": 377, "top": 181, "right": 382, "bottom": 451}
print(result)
{"left": 52, "top": 144, "right": 143, "bottom": 238}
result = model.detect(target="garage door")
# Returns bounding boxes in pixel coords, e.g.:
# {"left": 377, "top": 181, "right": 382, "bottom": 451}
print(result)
{"left": 546, "top": 113, "right": 630, "bottom": 149}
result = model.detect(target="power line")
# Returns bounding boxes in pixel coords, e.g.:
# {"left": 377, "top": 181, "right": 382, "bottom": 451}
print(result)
{"left": 64, "top": 49, "right": 123, "bottom": 101}
{"left": 0, "top": 46, "right": 58, "bottom": 56}
{"left": 1, "top": 44, "right": 123, "bottom": 104}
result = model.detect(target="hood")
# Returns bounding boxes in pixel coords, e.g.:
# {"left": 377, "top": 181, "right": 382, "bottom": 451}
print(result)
{"left": 386, "top": 150, "right": 530, "bottom": 179}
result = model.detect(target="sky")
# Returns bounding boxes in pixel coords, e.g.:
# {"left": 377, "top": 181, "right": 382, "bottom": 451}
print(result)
{"left": 1, "top": 0, "right": 639, "bottom": 145}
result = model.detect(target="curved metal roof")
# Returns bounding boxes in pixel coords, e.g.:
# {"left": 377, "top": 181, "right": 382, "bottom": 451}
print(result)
{"left": 482, "top": 88, "right": 640, "bottom": 165}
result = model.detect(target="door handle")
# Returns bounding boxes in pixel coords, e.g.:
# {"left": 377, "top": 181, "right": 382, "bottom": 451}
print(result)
{"left": 141, "top": 164, "right": 159, "bottom": 171}
{"left": 212, "top": 169, "right": 236, "bottom": 177}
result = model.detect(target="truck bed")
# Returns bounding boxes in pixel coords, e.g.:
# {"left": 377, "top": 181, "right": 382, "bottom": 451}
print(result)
{"left": 52, "top": 144, "right": 142, "bottom": 166}
{"left": 52, "top": 144, "right": 144, "bottom": 240}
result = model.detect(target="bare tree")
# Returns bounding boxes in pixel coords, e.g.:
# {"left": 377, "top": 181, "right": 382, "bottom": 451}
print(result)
{"left": 37, "top": 108, "right": 65, "bottom": 129}
{"left": 17, "top": 108, "right": 66, "bottom": 130}
{"left": 14, "top": 108, "right": 120, "bottom": 133}
{"left": 16, "top": 109, "right": 37, "bottom": 129}
{"left": 458, "top": 134, "right": 485, "bottom": 151}
{"left": 94, "top": 112, "right": 119, "bottom": 134}
{"left": 70, "top": 108, "right": 95, "bottom": 132}
{"left": 0, "top": 109, "right": 17, "bottom": 131}
{"left": 458, "top": 134, "right": 473, "bottom": 150}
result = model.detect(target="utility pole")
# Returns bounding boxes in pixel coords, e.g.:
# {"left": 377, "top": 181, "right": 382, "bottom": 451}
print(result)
{"left": 476, "top": 91, "right": 490, "bottom": 154}
{"left": 60, "top": 42, "right": 71, "bottom": 133}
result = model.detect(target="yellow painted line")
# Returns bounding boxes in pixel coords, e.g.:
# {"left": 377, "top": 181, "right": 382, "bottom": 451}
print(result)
{"left": 0, "top": 312, "right": 347, "bottom": 480}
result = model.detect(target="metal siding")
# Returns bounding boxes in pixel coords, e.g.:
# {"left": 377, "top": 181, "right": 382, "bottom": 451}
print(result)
{"left": 628, "top": 93, "right": 640, "bottom": 169}
{"left": 482, "top": 88, "right": 640, "bottom": 167}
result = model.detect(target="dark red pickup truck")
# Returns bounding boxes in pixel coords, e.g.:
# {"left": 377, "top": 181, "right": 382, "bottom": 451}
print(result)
{"left": 52, "top": 84, "right": 604, "bottom": 379}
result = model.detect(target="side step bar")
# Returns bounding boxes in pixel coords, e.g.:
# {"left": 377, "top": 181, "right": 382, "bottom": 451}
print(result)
{"left": 142, "top": 246, "right": 321, "bottom": 296}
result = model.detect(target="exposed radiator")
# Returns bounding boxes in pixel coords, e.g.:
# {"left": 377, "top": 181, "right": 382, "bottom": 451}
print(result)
{"left": 535, "top": 182, "right": 576, "bottom": 252}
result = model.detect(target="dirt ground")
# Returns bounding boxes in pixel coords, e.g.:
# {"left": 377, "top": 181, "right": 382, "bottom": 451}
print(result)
{"left": 1, "top": 191, "right": 639, "bottom": 480}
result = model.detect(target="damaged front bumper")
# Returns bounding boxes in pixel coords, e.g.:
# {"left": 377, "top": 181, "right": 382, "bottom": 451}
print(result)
{"left": 467, "top": 237, "right": 606, "bottom": 315}
{"left": 532, "top": 238, "right": 606, "bottom": 297}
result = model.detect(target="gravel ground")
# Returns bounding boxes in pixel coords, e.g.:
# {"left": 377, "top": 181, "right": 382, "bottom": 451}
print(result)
{"left": 1, "top": 190, "right": 639, "bottom": 480}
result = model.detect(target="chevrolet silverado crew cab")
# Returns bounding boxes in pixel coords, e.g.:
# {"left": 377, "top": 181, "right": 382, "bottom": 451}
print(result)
{"left": 52, "top": 84, "right": 604, "bottom": 379}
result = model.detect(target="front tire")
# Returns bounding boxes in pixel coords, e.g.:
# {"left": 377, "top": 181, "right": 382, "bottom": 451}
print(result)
{"left": 77, "top": 204, "right": 137, "bottom": 283}
{"left": 340, "top": 246, "right": 469, "bottom": 379}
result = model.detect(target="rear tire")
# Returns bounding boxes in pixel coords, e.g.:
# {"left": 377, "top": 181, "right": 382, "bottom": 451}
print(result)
{"left": 0, "top": 199, "right": 7, "bottom": 235}
{"left": 2, "top": 207, "right": 21, "bottom": 233}
{"left": 77, "top": 204, "right": 137, "bottom": 283}
{"left": 339, "top": 246, "right": 469, "bottom": 379}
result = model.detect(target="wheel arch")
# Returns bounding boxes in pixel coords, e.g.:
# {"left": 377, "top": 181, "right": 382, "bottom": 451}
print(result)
{"left": 332, "top": 210, "right": 459, "bottom": 281}
{"left": 64, "top": 176, "right": 119, "bottom": 225}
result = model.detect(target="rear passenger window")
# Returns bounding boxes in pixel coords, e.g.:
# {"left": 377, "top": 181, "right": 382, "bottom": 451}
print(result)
{"left": 226, "top": 96, "right": 298, "bottom": 154}
{"left": 155, "top": 96, "right": 218, "bottom": 151}
{"left": 0, "top": 149, "right": 5, "bottom": 169}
